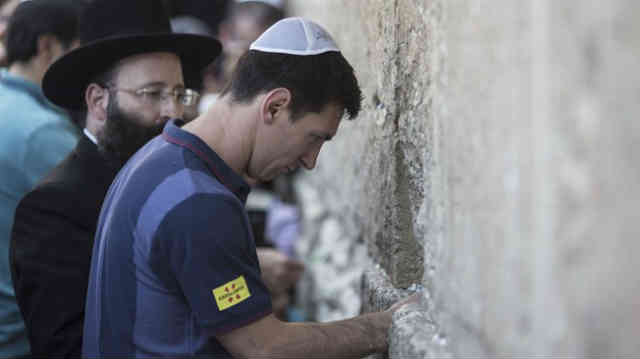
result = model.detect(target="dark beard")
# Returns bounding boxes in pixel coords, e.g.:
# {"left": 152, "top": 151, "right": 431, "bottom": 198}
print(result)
{"left": 97, "top": 95, "right": 164, "bottom": 167}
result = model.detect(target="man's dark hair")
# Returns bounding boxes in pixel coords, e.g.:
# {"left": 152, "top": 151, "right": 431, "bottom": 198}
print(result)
{"left": 5, "top": 0, "right": 80, "bottom": 65}
{"left": 90, "top": 62, "right": 119, "bottom": 90}
{"left": 222, "top": 50, "right": 362, "bottom": 121}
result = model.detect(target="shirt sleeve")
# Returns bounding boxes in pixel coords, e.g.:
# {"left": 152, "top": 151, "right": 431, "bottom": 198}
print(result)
{"left": 154, "top": 193, "right": 272, "bottom": 335}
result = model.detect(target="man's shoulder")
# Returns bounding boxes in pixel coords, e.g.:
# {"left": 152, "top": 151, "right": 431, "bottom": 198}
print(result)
{"left": 0, "top": 101, "right": 75, "bottom": 154}
{"left": 0, "top": 86, "right": 68, "bottom": 124}
{"left": 124, "top": 136, "right": 228, "bottom": 201}
{"left": 22, "top": 166, "right": 83, "bottom": 205}
{"left": 18, "top": 174, "right": 89, "bottom": 216}
{"left": 146, "top": 162, "right": 232, "bottom": 204}
{"left": 105, "top": 136, "right": 239, "bottom": 235}
{"left": 130, "top": 166, "right": 240, "bottom": 239}
{"left": 34, "top": 145, "right": 85, "bottom": 187}
{"left": 13, "top": 182, "right": 87, "bottom": 236}
{"left": 141, "top": 166, "right": 232, "bottom": 214}
{"left": 18, "top": 144, "right": 113, "bottom": 219}
{"left": 0, "top": 81, "right": 34, "bottom": 107}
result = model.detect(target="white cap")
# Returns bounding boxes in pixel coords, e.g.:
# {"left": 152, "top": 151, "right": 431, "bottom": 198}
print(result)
{"left": 249, "top": 17, "right": 340, "bottom": 55}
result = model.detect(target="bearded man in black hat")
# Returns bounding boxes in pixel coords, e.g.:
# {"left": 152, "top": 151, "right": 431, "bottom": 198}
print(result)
{"left": 8, "top": 0, "right": 221, "bottom": 356}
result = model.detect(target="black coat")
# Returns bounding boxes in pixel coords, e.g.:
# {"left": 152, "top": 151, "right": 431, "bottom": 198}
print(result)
{"left": 10, "top": 136, "right": 119, "bottom": 357}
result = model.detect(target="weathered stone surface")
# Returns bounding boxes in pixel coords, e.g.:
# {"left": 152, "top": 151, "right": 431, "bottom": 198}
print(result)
{"left": 294, "top": 180, "right": 368, "bottom": 321}
{"left": 362, "top": 266, "right": 452, "bottom": 359}
{"left": 360, "top": 267, "right": 406, "bottom": 315}
{"left": 288, "top": 1, "right": 431, "bottom": 323}
{"left": 389, "top": 302, "right": 452, "bottom": 359}
{"left": 288, "top": 0, "right": 640, "bottom": 357}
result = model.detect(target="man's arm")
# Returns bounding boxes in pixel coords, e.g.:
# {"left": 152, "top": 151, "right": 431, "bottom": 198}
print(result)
{"left": 218, "top": 294, "right": 419, "bottom": 358}
{"left": 165, "top": 195, "right": 417, "bottom": 357}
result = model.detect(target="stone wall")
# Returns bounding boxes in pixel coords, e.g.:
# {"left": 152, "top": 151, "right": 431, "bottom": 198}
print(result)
{"left": 288, "top": 0, "right": 640, "bottom": 357}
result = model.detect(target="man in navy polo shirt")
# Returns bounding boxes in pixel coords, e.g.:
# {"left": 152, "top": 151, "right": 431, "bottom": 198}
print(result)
{"left": 84, "top": 18, "right": 417, "bottom": 357}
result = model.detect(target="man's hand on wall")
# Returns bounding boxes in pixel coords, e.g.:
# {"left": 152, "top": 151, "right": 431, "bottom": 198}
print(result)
{"left": 387, "top": 293, "right": 421, "bottom": 313}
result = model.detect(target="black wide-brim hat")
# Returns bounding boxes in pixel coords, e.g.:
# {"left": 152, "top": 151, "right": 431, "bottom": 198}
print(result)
{"left": 43, "top": 0, "right": 221, "bottom": 110}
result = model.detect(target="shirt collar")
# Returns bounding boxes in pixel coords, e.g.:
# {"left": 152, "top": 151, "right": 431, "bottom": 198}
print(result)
{"left": 161, "top": 119, "right": 251, "bottom": 204}
{"left": 83, "top": 128, "right": 98, "bottom": 144}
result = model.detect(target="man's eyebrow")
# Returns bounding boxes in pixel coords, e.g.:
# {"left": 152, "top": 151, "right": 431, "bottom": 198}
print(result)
{"left": 138, "top": 81, "right": 185, "bottom": 89}
{"left": 311, "top": 131, "right": 333, "bottom": 141}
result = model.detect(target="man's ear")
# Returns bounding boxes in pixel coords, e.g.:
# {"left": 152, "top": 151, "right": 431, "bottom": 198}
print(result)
{"left": 261, "top": 88, "right": 291, "bottom": 124}
{"left": 85, "top": 83, "right": 109, "bottom": 124}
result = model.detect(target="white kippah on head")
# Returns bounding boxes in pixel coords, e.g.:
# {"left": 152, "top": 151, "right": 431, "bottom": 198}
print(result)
{"left": 249, "top": 17, "right": 340, "bottom": 55}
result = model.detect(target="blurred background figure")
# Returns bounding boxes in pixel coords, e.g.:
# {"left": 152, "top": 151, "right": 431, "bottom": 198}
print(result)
{"left": 247, "top": 170, "right": 303, "bottom": 320}
{"left": 169, "top": 0, "right": 287, "bottom": 120}
{"left": 199, "top": 0, "right": 285, "bottom": 113}
{"left": 170, "top": 15, "right": 215, "bottom": 38}
{"left": 0, "top": 0, "right": 20, "bottom": 68}
{"left": 164, "top": 0, "right": 229, "bottom": 38}
{"left": 170, "top": 14, "right": 217, "bottom": 121}
{"left": 0, "top": 1, "right": 81, "bottom": 356}
{"left": 165, "top": 0, "right": 229, "bottom": 89}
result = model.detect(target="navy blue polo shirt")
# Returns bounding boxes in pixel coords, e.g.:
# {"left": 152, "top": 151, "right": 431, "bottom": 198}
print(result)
{"left": 83, "top": 120, "right": 272, "bottom": 357}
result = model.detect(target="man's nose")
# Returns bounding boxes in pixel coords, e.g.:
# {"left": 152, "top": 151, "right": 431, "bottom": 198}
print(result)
{"left": 160, "top": 95, "right": 183, "bottom": 120}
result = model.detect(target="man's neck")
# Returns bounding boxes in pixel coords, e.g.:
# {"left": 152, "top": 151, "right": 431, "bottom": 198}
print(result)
{"left": 8, "top": 61, "right": 43, "bottom": 86}
{"left": 182, "top": 98, "right": 256, "bottom": 178}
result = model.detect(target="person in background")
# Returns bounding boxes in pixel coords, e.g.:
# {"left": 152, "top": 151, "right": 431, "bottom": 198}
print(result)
{"left": 245, "top": 169, "right": 303, "bottom": 320}
{"left": 83, "top": 17, "right": 418, "bottom": 357}
{"left": 0, "top": 1, "right": 81, "bottom": 356}
{"left": 9, "top": 0, "right": 220, "bottom": 356}
{"left": 170, "top": 14, "right": 216, "bottom": 122}
{"left": 165, "top": 0, "right": 230, "bottom": 38}
{"left": 0, "top": 0, "right": 19, "bottom": 68}
{"left": 199, "top": 0, "right": 285, "bottom": 113}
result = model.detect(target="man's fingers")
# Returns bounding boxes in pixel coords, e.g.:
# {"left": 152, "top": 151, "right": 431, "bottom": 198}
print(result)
{"left": 388, "top": 293, "right": 421, "bottom": 313}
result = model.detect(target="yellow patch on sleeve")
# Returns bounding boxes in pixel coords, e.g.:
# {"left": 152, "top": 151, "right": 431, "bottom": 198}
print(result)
{"left": 212, "top": 276, "right": 252, "bottom": 311}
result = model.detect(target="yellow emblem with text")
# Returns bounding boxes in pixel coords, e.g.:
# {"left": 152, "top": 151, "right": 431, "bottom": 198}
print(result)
{"left": 213, "top": 276, "right": 251, "bottom": 311}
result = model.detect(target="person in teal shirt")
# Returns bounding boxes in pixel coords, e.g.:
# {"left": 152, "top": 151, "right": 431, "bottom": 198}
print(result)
{"left": 0, "top": 1, "right": 80, "bottom": 356}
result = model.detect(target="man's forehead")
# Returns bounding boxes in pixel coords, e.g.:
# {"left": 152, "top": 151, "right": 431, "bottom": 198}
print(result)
{"left": 113, "top": 51, "right": 184, "bottom": 86}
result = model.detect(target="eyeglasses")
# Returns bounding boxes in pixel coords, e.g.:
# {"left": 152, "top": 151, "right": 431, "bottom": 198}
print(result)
{"left": 106, "top": 85, "right": 200, "bottom": 107}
